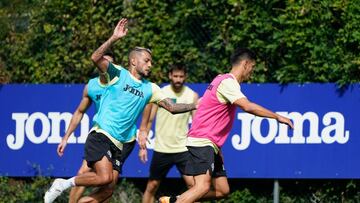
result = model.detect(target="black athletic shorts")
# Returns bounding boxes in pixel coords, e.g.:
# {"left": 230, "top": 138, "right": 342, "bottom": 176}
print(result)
{"left": 184, "top": 146, "right": 227, "bottom": 177}
{"left": 119, "top": 140, "right": 136, "bottom": 174}
{"left": 84, "top": 131, "right": 122, "bottom": 172}
{"left": 149, "top": 151, "right": 190, "bottom": 180}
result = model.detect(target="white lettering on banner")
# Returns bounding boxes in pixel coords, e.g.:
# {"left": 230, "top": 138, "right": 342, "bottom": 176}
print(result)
{"left": 7, "top": 113, "right": 28, "bottom": 150}
{"left": 26, "top": 112, "right": 50, "bottom": 144}
{"left": 7, "top": 111, "right": 350, "bottom": 151}
{"left": 232, "top": 111, "right": 350, "bottom": 150}
{"left": 7, "top": 112, "right": 90, "bottom": 150}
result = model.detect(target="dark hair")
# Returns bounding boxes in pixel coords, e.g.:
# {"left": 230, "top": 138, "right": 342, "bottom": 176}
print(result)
{"left": 169, "top": 63, "right": 187, "bottom": 74}
{"left": 89, "top": 68, "right": 99, "bottom": 78}
{"left": 230, "top": 48, "right": 256, "bottom": 66}
{"left": 104, "top": 49, "right": 115, "bottom": 61}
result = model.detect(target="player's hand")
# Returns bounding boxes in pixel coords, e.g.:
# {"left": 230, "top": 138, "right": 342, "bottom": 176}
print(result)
{"left": 277, "top": 115, "right": 294, "bottom": 129}
{"left": 139, "top": 148, "right": 148, "bottom": 163}
{"left": 57, "top": 139, "right": 67, "bottom": 157}
{"left": 137, "top": 130, "right": 148, "bottom": 149}
{"left": 112, "top": 18, "right": 128, "bottom": 40}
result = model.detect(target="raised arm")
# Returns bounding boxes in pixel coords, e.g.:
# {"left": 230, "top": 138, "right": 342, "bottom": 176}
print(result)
{"left": 234, "top": 97, "right": 294, "bottom": 128}
{"left": 158, "top": 98, "right": 196, "bottom": 114}
{"left": 57, "top": 85, "right": 92, "bottom": 157}
{"left": 91, "top": 18, "right": 128, "bottom": 73}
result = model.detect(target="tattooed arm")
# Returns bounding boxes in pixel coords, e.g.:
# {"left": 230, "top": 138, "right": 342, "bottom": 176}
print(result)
{"left": 158, "top": 98, "right": 196, "bottom": 114}
{"left": 91, "top": 18, "right": 128, "bottom": 73}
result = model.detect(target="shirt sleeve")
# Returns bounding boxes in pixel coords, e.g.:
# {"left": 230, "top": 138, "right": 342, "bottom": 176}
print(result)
{"left": 149, "top": 83, "right": 167, "bottom": 103}
{"left": 107, "top": 63, "right": 123, "bottom": 85}
{"left": 217, "top": 78, "right": 246, "bottom": 104}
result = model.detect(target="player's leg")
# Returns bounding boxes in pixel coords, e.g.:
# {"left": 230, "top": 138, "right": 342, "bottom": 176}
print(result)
{"left": 74, "top": 132, "right": 116, "bottom": 186}
{"left": 175, "top": 171, "right": 212, "bottom": 203}
{"left": 74, "top": 156, "right": 113, "bottom": 186}
{"left": 160, "top": 146, "right": 215, "bottom": 203}
{"left": 143, "top": 151, "right": 173, "bottom": 203}
{"left": 44, "top": 156, "right": 112, "bottom": 203}
{"left": 143, "top": 179, "right": 162, "bottom": 203}
{"left": 176, "top": 151, "right": 194, "bottom": 189}
{"left": 182, "top": 175, "right": 194, "bottom": 189}
{"left": 69, "top": 160, "right": 92, "bottom": 203}
{"left": 77, "top": 186, "right": 112, "bottom": 203}
{"left": 78, "top": 139, "right": 123, "bottom": 203}
{"left": 199, "top": 176, "right": 229, "bottom": 201}
{"left": 78, "top": 170, "right": 119, "bottom": 203}
{"left": 44, "top": 132, "right": 114, "bottom": 203}
{"left": 198, "top": 150, "right": 230, "bottom": 200}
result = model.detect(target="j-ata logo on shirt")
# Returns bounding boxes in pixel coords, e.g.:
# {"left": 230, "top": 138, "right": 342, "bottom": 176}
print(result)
{"left": 123, "top": 84, "right": 144, "bottom": 98}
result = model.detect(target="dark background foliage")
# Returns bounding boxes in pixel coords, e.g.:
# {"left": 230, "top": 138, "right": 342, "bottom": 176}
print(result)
{"left": 1, "top": 0, "right": 359, "bottom": 85}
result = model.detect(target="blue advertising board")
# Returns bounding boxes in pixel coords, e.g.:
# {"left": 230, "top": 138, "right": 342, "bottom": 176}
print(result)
{"left": 0, "top": 84, "right": 359, "bottom": 178}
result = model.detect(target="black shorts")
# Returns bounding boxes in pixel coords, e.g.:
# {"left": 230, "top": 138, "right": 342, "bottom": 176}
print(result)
{"left": 149, "top": 151, "right": 190, "bottom": 180}
{"left": 84, "top": 131, "right": 122, "bottom": 172}
{"left": 119, "top": 140, "right": 136, "bottom": 174}
{"left": 184, "top": 146, "right": 227, "bottom": 178}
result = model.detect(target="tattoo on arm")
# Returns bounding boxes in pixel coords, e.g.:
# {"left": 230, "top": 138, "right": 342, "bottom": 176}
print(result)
{"left": 160, "top": 98, "right": 196, "bottom": 114}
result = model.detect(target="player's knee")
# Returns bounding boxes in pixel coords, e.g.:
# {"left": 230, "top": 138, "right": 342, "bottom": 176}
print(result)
{"left": 98, "top": 174, "right": 113, "bottom": 185}
{"left": 213, "top": 182, "right": 230, "bottom": 198}
{"left": 218, "top": 186, "right": 230, "bottom": 198}
{"left": 145, "top": 180, "right": 160, "bottom": 193}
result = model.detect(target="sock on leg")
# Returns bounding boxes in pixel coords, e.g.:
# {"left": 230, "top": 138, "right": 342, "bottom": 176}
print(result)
{"left": 68, "top": 177, "right": 76, "bottom": 187}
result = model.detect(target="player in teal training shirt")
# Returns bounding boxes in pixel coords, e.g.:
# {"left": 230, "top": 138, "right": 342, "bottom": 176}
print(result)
{"left": 44, "top": 18, "right": 197, "bottom": 203}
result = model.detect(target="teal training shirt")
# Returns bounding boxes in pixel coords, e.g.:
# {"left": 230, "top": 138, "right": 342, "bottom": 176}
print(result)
{"left": 87, "top": 77, "right": 106, "bottom": 112}
{"left": 94, "top": 63, "right": 152, "bottom": 142}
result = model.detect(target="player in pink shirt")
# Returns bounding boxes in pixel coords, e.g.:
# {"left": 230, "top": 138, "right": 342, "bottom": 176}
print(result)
{"left": 160, "top": 48, "right": 294, "bottom": 203}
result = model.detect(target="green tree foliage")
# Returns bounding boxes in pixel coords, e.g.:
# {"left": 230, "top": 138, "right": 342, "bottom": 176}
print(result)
{"left": 0, "top": 0, "right": 359, "bottom": 84}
